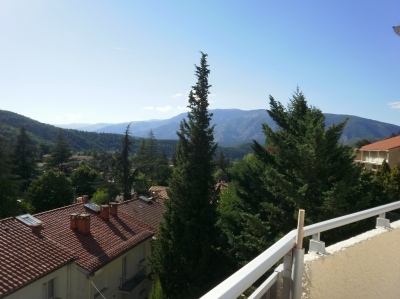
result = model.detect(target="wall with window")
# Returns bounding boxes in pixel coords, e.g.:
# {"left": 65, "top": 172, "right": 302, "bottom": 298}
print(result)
{"left": 6, "top": 264, "right": 71, "bottom": 299}
{"left": 69, "top": 238, "right": 153, "bottom": 299}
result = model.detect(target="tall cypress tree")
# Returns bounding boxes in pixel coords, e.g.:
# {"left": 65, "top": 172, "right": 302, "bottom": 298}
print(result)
{"left": 151, "top": 53, "right": 223, "bottom": 299}
{"left": 117, "top": 123, "right": 133, "bottom": 199}
{"left": 12, "top": 125, "right": 38, "bottom": 191}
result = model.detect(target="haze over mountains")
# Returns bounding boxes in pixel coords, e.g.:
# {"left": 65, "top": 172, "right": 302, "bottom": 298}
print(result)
{"left": 56, "top": 109, "right": 400, "bottom": 146}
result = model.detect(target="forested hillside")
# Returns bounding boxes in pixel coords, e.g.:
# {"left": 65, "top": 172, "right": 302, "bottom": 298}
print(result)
{"left": 0, "top": 110, "right": 252, "bottom": 160}
{"left": 57, "top": 109, "right": 400, "bottom": 146}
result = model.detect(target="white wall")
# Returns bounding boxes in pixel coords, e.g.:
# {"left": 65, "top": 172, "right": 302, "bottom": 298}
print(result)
{"left": 302, "top": 219, "right": 400, "bottom": 299}
{"left": 85, "top": 238, "right": 153, "bottom": 299}
{"left": 6, "top": 263, "right": 71, "bottom": 299}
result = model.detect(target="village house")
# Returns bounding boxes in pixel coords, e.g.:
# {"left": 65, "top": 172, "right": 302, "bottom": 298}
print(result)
{"left": 0, "top": 193, "right": 166, "bottom": 299}
{"left": 355, "top": 136, "right": 400, "bottom": 171}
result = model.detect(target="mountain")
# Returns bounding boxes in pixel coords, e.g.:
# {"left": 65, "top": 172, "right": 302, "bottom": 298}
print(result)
{"left": 1, "top": 108, "right": 400, "bottom": 161}
{"left": 0, "top": 110, "right": 246, "bottom": 160}
{"left": 58, "top": 109, "right": 400, "bottom": 146}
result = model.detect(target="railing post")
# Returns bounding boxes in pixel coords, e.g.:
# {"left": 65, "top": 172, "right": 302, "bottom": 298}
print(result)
{"left": 291, "top": 209, "right": 305, "bottom": 299}
{"left": 281, "top": 250, "right": 292, "bottom": 299}
{"left": 376, "top": 212, "right": 391, "bottom": 229}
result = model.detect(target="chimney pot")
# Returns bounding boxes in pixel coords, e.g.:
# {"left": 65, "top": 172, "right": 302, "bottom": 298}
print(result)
{"left": 77, "top": 213, "right": 90, "bottom": 234}
{"left": 70, "top": 213, "right": 79, "bottom": 230}
{"left": 31, "top": 223, "right": 43, "bottom": 234}
{"left": 82, "top": 195, "right": 89, "bottom": 203}
{"left": 109, "top": 202, "right": 118, "bottom": 216}
{"left": 100, "top": 205, "right": 110, "bottom": 220}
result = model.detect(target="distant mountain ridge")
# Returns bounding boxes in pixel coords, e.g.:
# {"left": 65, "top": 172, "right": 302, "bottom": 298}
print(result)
{"left": 54, "top": 109, "right": 400, "bottom": 146}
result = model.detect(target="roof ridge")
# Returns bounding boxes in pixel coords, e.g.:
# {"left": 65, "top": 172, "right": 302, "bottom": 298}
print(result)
{"left": 33, "top": 202, "right": 85, "bottom": 217}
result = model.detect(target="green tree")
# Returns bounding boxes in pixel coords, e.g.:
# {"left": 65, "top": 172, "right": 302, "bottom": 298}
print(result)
{"left": 70, "top": 164, "right": 100, "bottom": 198}
{"left": 29, "top": 170, "right": 72, "bottom": 213}
{"left": 117, "top": 124, "right": 134, "bottom": 199}
{"left": 0, "top": 132, "right": 18, "bottom": 218}
{"left": 49, "top": 129, "right": 72, "bottom": 168}
{"left": 219, "top": 89, "right": 374, "bottom": 267}
{"left": 151, "top": 53, "right": 225, "bottom": 299}
{"left": 12, "top": 125, "right": 38, "bottom": 191}
{"left": 149, "top": 276, "right": 163, "bottom": 299}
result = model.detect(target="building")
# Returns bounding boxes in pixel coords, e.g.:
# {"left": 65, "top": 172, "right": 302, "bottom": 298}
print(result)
{"left": 354, "top": 136, "right": 400, "bottom": 171}
{"left": 0, "top": 196, "right": 166, "bottom": 299}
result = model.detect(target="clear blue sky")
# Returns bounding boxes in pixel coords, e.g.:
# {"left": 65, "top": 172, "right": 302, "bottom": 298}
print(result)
{"left": 1, "top": 1, "right": 399, "bottom": 126}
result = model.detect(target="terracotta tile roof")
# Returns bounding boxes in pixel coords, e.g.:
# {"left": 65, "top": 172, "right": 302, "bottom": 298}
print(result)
{"left": 119, "top": 198, "right": 166, "bottom": 236}
{"left": 149, "top": 186, "right": 169, "bottom": 200}
{"left": 0, "top": 218, "right": 75, "bottom": 297}
{"left": 360, "top": 136, "right": 400, "bottom": 150}
{"left": 36, "top": 204, "right": 154, "bottom": 272}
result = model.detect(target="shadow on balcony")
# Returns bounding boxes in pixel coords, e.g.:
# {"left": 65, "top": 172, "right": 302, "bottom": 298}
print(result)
{"left": 119, "top": 266, "right": 147, "bottom": 293}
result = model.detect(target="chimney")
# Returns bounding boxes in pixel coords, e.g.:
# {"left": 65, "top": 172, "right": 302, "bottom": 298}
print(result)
{"left": 70, "top": 213, "right": 79, "bottom": 230}
{"left": 30, "top": 223, "right": 43, "bottom": 234}
{"left": 100, "top": 205, "right": 109, "bottom": 220}
{"left": 82, "top": 195, "right": 89, "bottom": 203}
{"left": 77, "top": 213, "right": 90, "bottom": 234}
{"left": 109, "top": 202, "right": 118, "bottom": 216}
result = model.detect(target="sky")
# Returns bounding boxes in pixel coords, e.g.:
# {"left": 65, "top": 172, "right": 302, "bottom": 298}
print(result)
{"left": 1, "top": 1, "right": 400, "bottom": 126}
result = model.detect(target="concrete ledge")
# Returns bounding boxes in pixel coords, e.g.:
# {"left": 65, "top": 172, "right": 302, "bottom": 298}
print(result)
{"left": 302, "top": 220, "right": 400, "bottom": 299}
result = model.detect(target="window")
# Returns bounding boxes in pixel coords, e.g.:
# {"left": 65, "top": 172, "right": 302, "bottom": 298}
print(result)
{"left": 42, "top": 278, "right": 55, "bottom": 299}
{"left": 122, "top": 256, "right": 127, "bottom": 278}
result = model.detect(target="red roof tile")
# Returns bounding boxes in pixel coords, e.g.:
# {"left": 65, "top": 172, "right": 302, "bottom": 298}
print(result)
{"left": 119, "top": 198, "right": 166, "bottom": 236}
{"left": 360, "top": 136, "right": 400, "bottom": 150}
{"left": 0, "top": 218, "right": 75, "bottom": 297}
{"left": 149, "top": 186, "right": 169, "bottom": 200}
{"left": 36, "top": 204, "right": 154, "bottom": 272}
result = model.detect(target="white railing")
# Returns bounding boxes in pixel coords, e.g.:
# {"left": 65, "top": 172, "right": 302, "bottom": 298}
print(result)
{"left": 201, "top": 201, "right": 400, "bottom": 299}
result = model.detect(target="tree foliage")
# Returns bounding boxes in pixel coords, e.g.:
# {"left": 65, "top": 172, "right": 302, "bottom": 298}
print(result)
{"left": 28, "top": 170, "right": 72, "bottom": 213}
{"left": 219, "top": 89, "right": 375, "bottom": 268}
{"left": 70, "top": 163, "right": 100, "bottom": 198}
{"left": 11, "top": 125, "right": 38, "bottom": 191}
{"left": 49, "top": 129, "right": 72, "bottom": 168}
{"left": 0, "top": 131, "right": 18, "bottom": 218}
{"left": 116, "top": 124, "right": 134, "bottom": 199}
{"left": 151, "top": 53, "right": 225, "bottom": 299}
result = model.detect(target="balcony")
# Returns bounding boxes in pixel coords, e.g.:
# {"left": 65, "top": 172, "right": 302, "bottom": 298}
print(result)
{"left": 201, "top": 201, "right": 400, "bottom": 299}
{"left": 119, "top": 266, "right": 147, "bottom": 293}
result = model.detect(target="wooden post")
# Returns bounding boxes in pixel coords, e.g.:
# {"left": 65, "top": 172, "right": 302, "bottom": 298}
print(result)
{"left": 296, "top": 209, "right": 305, "bottom": 249}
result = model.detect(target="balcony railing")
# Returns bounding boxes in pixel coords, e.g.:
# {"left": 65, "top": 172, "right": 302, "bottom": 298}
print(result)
{"left": 119, "top": 266, "right": 147, "bottom": 293}
{"left": 201, "top": 200, "right": 400, "bottom": 299}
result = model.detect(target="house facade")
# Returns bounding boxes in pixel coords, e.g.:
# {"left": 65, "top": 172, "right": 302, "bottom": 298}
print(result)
{"left": 354, "top": 136, "right": 400, "bottom": 171}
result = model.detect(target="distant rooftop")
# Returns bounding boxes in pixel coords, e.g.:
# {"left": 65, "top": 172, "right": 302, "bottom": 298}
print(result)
{"left": 360, "top": 136, "right": 400, "bottom": 150}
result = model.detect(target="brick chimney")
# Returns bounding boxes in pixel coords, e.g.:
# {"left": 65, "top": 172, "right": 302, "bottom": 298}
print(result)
{"left": 100, "top": 205, "right": 109, "bottom": 220}
{"left": 70, "top": 213, "right": 79, "bottom": 230}
{"left": 109, "top": 202, "right": 118, "bottom": 216}
{"left": 82, "top": 195, "right": 89, "bottom": 203}
{"left": 77, "top": 213, "right": 90, "bottom": 234}
{"left": 30, "top": 223, "right": 43, "bottom": 234}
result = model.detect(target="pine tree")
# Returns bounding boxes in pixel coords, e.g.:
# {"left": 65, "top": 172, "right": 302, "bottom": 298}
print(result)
{"left": 151, "top": 53, "right": 224, "bottom": 299}
{"left": 12, "top": 125, "right": 38, "bottom": 191}
{"left": 49, "top": 129, "right": 72, "bottom": 168}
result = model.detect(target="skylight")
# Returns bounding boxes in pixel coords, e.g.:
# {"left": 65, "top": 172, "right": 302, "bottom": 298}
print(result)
{"left": 84, "top": 202, "right": 101, "bottom": 213}
{"left": 139, "top": 196, "right": 150, "bottom": 203}
{"left": 16, "top": 214, "right": 42, "bottom": 226}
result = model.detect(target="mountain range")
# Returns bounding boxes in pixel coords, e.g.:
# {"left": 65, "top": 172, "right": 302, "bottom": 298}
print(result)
{"left": 56, "top": 109, "right": 400, "bottom": 146}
